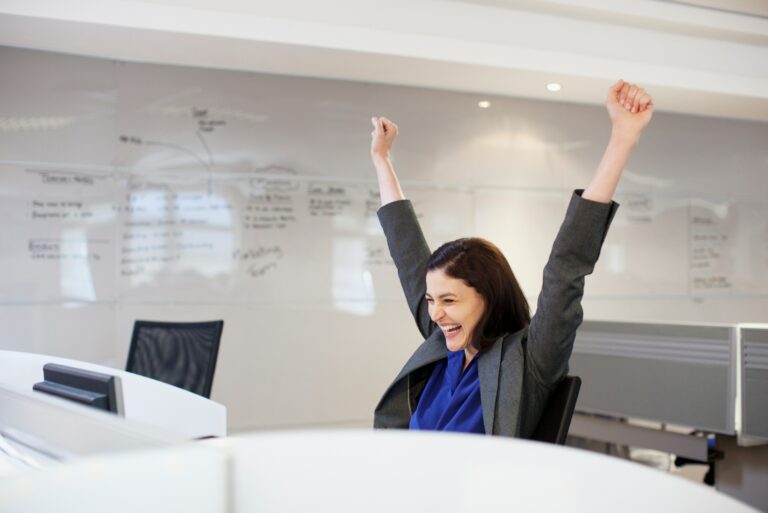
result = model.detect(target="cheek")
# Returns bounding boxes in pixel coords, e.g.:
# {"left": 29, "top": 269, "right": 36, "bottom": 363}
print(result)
{"left": 466, "top": 304, "right": 484, "bottom": 328}
{"left": 450, "top": 306, "right": 468, "bottom": 324}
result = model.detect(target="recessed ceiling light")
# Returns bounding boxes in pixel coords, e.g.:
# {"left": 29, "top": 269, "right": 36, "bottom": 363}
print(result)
{"left": 546, "top": 83, "right": 561, "bottom": 92}
{"left": 477, "top": 100, "right": 491, "bottom": 109}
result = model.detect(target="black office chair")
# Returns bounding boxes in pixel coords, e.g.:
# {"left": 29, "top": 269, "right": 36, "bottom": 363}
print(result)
{"left": 125, "top": 320, "right": 224, "bottom": 398}
{"left": 530, "top": 376, "right": 582, "bottom": 445}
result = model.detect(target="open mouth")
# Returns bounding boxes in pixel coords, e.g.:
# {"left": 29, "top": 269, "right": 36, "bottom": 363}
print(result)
{"left": 441, "top": 324, "right": 462, "bottom": 335}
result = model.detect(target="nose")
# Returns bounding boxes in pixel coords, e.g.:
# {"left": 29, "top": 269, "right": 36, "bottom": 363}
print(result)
{"left": 430, "top": 304, "right": 444, "bottom": 322}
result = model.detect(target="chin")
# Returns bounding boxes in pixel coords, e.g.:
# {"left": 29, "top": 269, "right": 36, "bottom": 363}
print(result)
{"left": 445, "top": 339, "right": 467, "bottom": 353}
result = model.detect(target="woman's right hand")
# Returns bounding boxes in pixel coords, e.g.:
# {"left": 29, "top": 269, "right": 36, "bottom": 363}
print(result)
{"left": 370, "top": 116, "right": 398, "bottom": 162}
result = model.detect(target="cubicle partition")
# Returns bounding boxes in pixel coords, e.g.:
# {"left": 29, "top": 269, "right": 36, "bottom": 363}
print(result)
{"left": 569, "top": 321, "right": 768, "bottom": 446}
{"left": 740, "top": 325, "right": 768, "bottom": 442}
{"left": 566, "top": 321, "right": 768, "bottom": 510}
{"left": 570, "top": 320, "right": 737, "bottom": 434}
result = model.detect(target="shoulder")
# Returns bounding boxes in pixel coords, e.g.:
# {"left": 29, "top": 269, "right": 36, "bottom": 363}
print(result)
{"left": 497, "top": 327, "right": 528, "bottom": 356}
{"left": 503, "top": 327, "right": 528, "bottom": 343}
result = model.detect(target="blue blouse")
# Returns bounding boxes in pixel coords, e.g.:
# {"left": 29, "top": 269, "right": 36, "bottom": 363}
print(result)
{"left": 409, "top": 350, "right": 485, "bottom": 434}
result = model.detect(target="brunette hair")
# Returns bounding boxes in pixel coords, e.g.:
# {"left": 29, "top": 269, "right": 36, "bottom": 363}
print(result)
{"left": 427, "top": 238, "right": 530, "bottom": 352}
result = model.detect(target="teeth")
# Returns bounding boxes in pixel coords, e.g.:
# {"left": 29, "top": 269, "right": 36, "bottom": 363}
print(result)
{"left": 442, "top": 324, "right": 461, "bottom": 332}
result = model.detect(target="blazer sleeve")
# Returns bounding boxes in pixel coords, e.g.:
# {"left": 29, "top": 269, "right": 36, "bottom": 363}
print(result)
{"left": 527, "top": 190, "right": 618, "bottom": 388}
{"left": 377, "top": 199, "right": 435, "bottom": 339}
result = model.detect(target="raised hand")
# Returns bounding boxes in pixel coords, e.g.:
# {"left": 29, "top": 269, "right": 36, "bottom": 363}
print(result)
{"left": 369, "top": 116, "right": 405, "bottom": 205}
{"left": 583, "top": 80, "right": 654, "bottom": 203}
{"left": 370, "top": 116, "right": 399, "bottom": 161}
{"left": 606, "top": 79, "right": 654, "bottom": 144}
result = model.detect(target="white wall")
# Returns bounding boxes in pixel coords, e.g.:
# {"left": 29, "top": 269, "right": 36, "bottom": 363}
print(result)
{"left": 1, "top": 0, "right": 767, "bottom": 122}
{"left": 1, "top": 46, "right": 767, "bottom": 432}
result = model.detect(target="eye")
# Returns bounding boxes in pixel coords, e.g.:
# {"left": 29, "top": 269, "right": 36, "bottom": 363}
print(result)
{"left": 443, "top": 298, "right": 455, "bottom": 304}
{"left": 425, "top": 297, "right": 434, "bottom": 304}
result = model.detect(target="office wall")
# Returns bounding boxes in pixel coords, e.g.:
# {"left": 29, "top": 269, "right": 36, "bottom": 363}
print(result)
{"left": 1, "top": 46, "right": 767, "bottom": 431}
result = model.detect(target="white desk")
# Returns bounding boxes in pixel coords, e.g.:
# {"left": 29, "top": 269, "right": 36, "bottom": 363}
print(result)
{"left": 0, "top": 443, "right": 228, "bottom": 513}
{"left": 4, "top": 430, "right": 757, "bottom": 513}
{"left": 226, "top": 430, "right": 760, "bottom": 513}
{"left": 0, "top": 350, "right": 225, "bottom": 439}
{"left": 0, "top": 350, "right": 226, "bottom": 472}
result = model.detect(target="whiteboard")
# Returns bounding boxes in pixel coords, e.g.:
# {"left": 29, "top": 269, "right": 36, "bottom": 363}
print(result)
{"left": 2, "top": 46, "right": 768, "bottom": 431}
{"left": 0, "top": 163, "right": 475, "bottom": 305}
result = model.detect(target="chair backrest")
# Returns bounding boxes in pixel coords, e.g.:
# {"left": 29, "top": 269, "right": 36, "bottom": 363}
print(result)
{"left": 125, "top": 320, "right": 224, "bottom": 398}
{"left": 530, "top": 376, "right": 581, "bottom": 445}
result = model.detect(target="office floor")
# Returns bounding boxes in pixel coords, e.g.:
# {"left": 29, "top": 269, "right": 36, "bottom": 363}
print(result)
{"left": 630, "top": 447, "right": 710, "bottom": 484}
{"left": 567, "top": 437, "right": 710, "bottom": 486}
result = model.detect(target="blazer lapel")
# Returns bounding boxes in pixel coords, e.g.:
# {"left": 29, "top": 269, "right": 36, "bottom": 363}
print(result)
{"left": 392, "top": 330, "right": 447, "bottom": 384}
{"left": 479, "top": 335, "right": 504, "bottom": 435}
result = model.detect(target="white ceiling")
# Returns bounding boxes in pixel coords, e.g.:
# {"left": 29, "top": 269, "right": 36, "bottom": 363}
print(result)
{"left": 1, "top": 0, "right": 767, "bottom": 122}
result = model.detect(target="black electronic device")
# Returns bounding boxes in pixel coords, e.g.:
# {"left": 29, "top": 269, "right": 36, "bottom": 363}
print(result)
{"left": 33, "top": 363, "right": 119, "bottom": 414}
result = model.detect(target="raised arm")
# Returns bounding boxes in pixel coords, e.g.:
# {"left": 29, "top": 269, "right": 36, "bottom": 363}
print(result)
{"left": 370, "top": 116, "right": 405, "bottom": 205}
{"left": 371, "top": 116, "right": 434, "bottom": 338}
{"left": 527, "top": 80, "right": 653, "bottom": 387}
{"left": 583, "top": 79, "right": 654, "bottom": 203}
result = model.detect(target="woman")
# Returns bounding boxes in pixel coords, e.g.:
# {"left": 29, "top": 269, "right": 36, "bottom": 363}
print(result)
{"left": 370, "top": 80, "right": 653, "bottom": 437}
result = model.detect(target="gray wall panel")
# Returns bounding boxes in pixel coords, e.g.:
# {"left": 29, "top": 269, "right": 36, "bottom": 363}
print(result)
{"left": 570, "top": 354, "right": 732, "bottom": 432}
{"left": 741, "top": 327, "right": 768, "bottom": 440}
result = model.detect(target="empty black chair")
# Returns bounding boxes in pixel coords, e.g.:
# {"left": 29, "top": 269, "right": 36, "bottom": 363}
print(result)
{"left": 530, "top": 376, "right": 582, "bottom": 445}
{"left": 126, "top": 320, "right": 224, "bottom": 398}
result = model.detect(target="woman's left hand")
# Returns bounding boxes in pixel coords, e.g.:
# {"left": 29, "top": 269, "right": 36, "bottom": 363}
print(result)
{"left": 606, "top": 79, "right": 653, "bottom": 143}
{"left": 370, "top": 116, "right": 399, "bottom": 162}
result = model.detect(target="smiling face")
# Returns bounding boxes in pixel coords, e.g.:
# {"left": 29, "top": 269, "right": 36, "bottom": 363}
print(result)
{"left": 425, "top": 268, "right": 486, "bottom": 353}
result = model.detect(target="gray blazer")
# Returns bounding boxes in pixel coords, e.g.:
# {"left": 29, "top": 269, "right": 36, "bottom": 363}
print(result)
{"left": 374, "top": 191, "right": 618, "bottom": 437}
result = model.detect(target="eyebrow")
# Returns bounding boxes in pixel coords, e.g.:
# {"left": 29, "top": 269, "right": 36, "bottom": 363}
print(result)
{"left": 425, "top": 293, "right": 457, "bottom": 299}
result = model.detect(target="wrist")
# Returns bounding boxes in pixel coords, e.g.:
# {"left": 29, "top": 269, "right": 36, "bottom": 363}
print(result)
{"left": 371, "top": 152, "right": 391, "bottom": 165}
{"left": 609, "top": 129, "right": 641, "bottom": 149}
